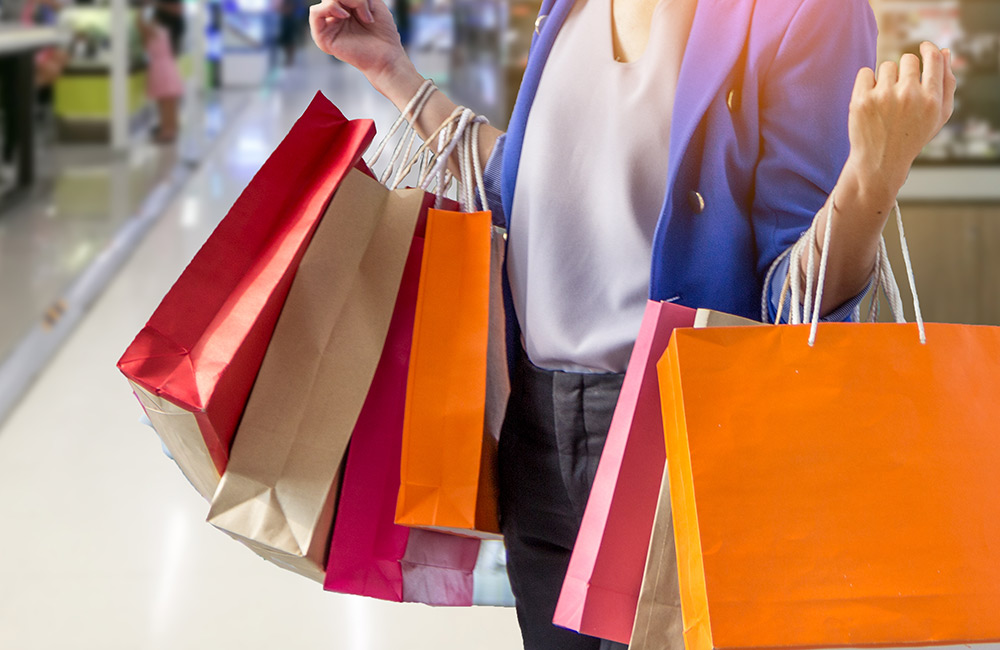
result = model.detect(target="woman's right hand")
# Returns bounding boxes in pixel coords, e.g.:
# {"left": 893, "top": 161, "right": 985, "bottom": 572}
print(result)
{"left": 309, "top": 0, "right": 410, "bottom": 85}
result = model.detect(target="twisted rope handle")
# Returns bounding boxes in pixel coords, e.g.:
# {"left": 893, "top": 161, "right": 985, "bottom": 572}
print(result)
{"left": 369, "top": 81, "right": 490, "bottom": 211}
{"left": 895, "top": 202, "right": 926, "bottom": 341}
{"left": 457, "top": 117, "right": 489, "bottom": 212}
{"left": 390, "top": 107, "right": 465, "bottom": 186}
{"left": 368, "top": 79, "right": 438, "bottom": 187}
{"left": 779, "top": 192, "right": 925, "bottom": 346}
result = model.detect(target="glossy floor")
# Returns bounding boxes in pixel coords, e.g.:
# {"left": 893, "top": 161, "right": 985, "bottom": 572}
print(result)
{"left": 0, "top": 51, "right": 523, "bottom": 649}
{"left": 0, "top": 89, "right": 248, "bottom": 365}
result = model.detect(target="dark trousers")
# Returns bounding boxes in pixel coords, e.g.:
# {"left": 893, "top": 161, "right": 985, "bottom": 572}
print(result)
{"left": 498, "top": 347, "right": 628, "bottom": 650}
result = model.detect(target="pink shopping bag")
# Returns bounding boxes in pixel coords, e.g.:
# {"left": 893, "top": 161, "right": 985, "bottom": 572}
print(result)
{"left": 324, "top": 195, "right": 480, "bottom": 605}
{"left": 554, "top": 300, "right": 696, "bottom": 643}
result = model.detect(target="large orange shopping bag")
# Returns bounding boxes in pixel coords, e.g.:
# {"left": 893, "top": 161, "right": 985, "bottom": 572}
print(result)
{"left": 555, "top": 301, "right": 756, "bottom": 643}
{"left": 117, "top": 93, "right": 373, "bottom": 500}
{"left": 395, "top": 208, "right": 509, "bottom": 538}
{"left": 655, "top": 203, "right": 1000, "bottom": 650}
{"left": 324, "top": 208, "right": 481, "bottom": 604}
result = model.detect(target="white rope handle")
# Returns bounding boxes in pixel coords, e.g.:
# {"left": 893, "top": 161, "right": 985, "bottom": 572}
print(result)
{"left": 368, "top": 79, "right": 437, "bottom": 186}
{"left": 784, "top": 191, "right": 926, "bottom": 346}
{"left": 392, "top": 106, "right": 465, "bottom": 188}
{"left": 457, "top": 116, "right": 489, "bottom": 212}
{"left": 894, "top": 202, "right": 925, "bottom": 342}
{"left": 388, "top": 85, "right": 438, "bottom": 188}
{"left": 806, "top": 191, "right": 836, "bottom": 345}
{"left": 762, "top": 245, "right": 791, "bottom": 322}
{"left": 411, "top": 107, "right": 488, "bottom": 212}
{"left": 419, "top": 108, "right": 474, "bottom": 189}
{"left": 368, "top": 81, "right": 490, "bottom": 212}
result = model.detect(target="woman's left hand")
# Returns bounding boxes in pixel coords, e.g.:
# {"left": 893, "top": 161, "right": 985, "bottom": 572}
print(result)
{"left": 845, "top": 41, "right": 957, "bottom": 199}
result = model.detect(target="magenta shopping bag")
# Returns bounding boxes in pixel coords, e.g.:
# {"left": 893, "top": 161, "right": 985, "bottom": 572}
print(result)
{"left": 324, "top": 210, "right": 480, "bottom": 605}
{"left": 554, "top": 300, "right": 697, "bottom": 643}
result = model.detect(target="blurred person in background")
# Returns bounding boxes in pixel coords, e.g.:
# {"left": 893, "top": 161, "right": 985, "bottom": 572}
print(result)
{"left": 308, "top": 0, "right": 956, "bottom": 648}
{"left": 277, "top": 0, "right": 305, "bottom": 66}
{"left": 0, "top": 0, "right": 67, "bottom": 188}
{"left": 150, "top": 0, "right": 184, "bottom": 54}
{"left": 138, "top": 0, "right": 183, "bottom": 143}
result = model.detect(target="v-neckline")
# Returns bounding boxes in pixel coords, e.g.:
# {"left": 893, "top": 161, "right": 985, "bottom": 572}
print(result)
{"left": 607, "top": 0, "right": 671, "bottom": 65}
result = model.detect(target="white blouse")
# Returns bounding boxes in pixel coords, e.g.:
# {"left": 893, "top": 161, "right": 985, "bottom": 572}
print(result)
{"left": 506, "top": 0, "right": 697, "bottom": 373}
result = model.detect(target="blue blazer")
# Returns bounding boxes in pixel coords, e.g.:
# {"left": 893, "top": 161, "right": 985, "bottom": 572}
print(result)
{"left": 485, "top": 0, "right": 878, "bottom": 332}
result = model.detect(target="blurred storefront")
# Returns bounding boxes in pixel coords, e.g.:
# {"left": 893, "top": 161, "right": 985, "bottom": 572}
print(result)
{"left": 0, "top": 0, "right": 233, "bottom": 414}
{"left": 871, "top": 0, "right": 1000, "bottom": 326}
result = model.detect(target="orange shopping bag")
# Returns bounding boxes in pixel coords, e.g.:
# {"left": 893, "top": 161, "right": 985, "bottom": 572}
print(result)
{"left": 655, "top": 205, "right": 1000, "bottom": 650}
{"left": 395, "top": 207, "right": 507, "bottom": 538}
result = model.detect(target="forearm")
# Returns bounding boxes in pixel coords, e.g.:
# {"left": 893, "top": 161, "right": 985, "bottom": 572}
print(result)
{"left": 368, "top": 61, "right": 503, "bottom": 179}
{"left": 801, "top": 158, "right": 895, "bottom": 315}
{"left": 804, "top": 41, "right": 956, "bottom": 316}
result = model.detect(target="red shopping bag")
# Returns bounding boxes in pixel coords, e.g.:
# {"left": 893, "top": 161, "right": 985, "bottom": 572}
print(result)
{"left": 117, "top": 93, "right": 373, "bottom": 499}
{"left": 324, "top": 196, "right": 480, "bottom": 605}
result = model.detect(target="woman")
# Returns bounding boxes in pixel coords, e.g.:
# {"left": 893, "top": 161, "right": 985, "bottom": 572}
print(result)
{"left": 151, "top": 0, "right": 186, "bottom": 56}
{"left": 309, "top": 1, "right": 955, "bottom": 649}
{"left": 138, "top": 1, "right": 184, "bottom": 144}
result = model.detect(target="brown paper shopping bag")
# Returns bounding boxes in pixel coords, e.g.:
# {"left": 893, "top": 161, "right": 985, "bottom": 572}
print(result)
{"left": 628, "top": 467, "right": 683, "bottom": 650}
{"left": 207, "top": 168, "right": 424, "bottom": 582}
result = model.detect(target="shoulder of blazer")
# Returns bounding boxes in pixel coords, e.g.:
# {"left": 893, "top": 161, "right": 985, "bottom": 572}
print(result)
{"left": 751, "top": 0, "right": 875, "bottom": 58}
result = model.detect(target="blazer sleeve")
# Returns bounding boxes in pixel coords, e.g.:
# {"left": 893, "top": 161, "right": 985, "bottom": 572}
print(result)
{"left": 479, "top": 132, "right": 508, "bottom": 228}
{"left": 753, "top": 0, "right": 877, "bottom": 323}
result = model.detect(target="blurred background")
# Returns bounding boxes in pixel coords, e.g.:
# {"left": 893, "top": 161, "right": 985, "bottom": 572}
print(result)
{"left": 0, "top": 0, "right": 997, "bottom": 648}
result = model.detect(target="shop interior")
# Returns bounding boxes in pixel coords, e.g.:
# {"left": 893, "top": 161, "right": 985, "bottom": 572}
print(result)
{"left": 0, "top": 1, "right": 997, "bottom": 645}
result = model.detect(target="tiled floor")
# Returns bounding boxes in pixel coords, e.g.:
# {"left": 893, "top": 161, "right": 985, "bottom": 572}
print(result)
{"left": 0, "top": 49, "right": 522, "bottom": 649}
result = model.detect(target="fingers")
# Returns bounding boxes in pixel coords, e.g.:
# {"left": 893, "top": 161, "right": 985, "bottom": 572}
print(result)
{"left": 898, "top": 52, "right": 921, "bottom": 86}
{"left": 919, "top": 41, "right": 944, "bottom": 98}
{"left": 341, "top": 0, "right": 375, "bottom": 23}
{"left": 876, "top": 60, "right": 898, "bottom": 89}
{"left": 310, "top": 0, "right": 349, "bottom": 27}
{"left": 853, "top": 67, "right": 876, "bottom": 103}
{"left": 368, "top": 0, "right": 386, "bottom": 21}
{"left": 942, "top": 48, "right": 957, "bottom": 122}
{"left": 309, "top": 0, "right": 372, "bottom": 25}
{"left": 943, "top": 48, "right": 957, "bottom": 87}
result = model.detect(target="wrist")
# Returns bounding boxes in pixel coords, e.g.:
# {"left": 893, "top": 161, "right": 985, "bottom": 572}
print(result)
{"left": 366, "top": 55, "right": 422, "bottom": 106}
{"left": 841, "top": 155, "right": 902, "bottom": 213}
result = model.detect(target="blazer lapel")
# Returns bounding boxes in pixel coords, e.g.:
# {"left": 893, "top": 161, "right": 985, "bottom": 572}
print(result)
{"left": 666, "top": 0, "right": 756, "bottom": 190}
{"left": 500, "top": 0, "right": 576, "bottom": 223}
{"left": 502, "top": 0, "right": 756, "bottom": 225}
